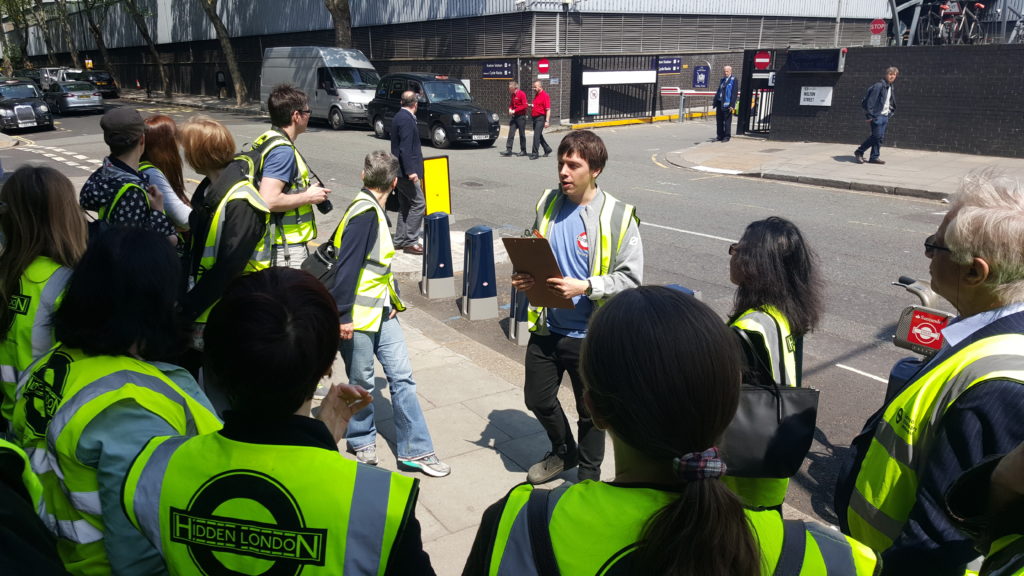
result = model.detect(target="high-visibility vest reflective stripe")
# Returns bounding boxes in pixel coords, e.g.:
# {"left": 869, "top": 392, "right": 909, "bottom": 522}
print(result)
{"left": 194, "top": 181, "right": 272, "bottom": 323}
{"left": 526, "top": 189, "right": 637, "bottom": 332}
{"left": 488, "top": 482, "right": 879, "bottom": 575}
{"left": 11, "top": 346, "right": 221, "bottom": 574}
{"left": 251, "top": 129, "right": 315, "bottom": 244}
{"left": 97, "top": 181, "right": 149, "bottom": 221}
{"left": 0, "top": 438, "right": 43, "bottom": 513}
{"left": 983, "top": 534, "right": 1024, "bottom": 576}
{"left": 122, "top": 432, "right": 417, "bottom": 576}
{"left": 1, "top": 257, "right": 70, "bottom": 422}
{"left": 331, "top": 190, "right": 404, "bottom": 332}
{"left": 848, "top": 333, "right": 1024, "bottom": 553}
{"left": 723, "top": 306, "right": 798, "bottom": 509}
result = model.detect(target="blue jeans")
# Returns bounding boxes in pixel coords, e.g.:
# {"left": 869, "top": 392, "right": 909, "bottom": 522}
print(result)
{"left": 856, "top": 115, "right": 888, "bottom": 161}
{"left": 340, "top": 313, "right": 436, "bottom": 460}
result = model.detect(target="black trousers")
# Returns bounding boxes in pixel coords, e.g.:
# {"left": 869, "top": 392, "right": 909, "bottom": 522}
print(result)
{"left": 506, "top": 115, "right": 527, "bottom": 153}
{"left": 531, "top": 115, "right": 551, "bottom": 155}
{"left": 716, "top": 105, "right": 733, "bottom": 140}
{"left": 524, "top": 332, "right": 605, "bottom": 475}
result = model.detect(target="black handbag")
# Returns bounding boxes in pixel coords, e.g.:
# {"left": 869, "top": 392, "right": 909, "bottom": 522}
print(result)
{"left": 300, "top": 240, "right": 339, "bottom": 284}
{"left": 719, "top": 326, "right": 819, "bottom": 478}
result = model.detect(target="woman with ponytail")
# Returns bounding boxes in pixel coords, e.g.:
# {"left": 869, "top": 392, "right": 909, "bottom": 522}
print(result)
{"left": 463, "top": 286, "right": 878, "bottom": 576}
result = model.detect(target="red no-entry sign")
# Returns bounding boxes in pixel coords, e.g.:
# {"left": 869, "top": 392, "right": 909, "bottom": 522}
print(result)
{"left": 754, "top": 51, "right": 771, "bottom": 70}
{"left": 870, "top": 19, "right": 887, "bottom": 34}
{"left": 538, "top": 59, "right": 550, "bottom": 74}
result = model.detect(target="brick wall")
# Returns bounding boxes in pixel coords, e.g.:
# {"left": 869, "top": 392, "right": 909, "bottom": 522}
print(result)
{"left": 768, "top": 45, "right": 1024, "bottom": 158}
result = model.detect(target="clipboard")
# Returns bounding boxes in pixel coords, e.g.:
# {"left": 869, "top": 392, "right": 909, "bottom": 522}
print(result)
{"left": 502, "top": 237, "right": 575, "bottom": 309}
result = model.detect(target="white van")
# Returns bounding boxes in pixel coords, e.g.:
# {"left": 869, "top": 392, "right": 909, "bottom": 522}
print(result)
{"left": 260, "top": 46, "right": 379, "bottom": 129}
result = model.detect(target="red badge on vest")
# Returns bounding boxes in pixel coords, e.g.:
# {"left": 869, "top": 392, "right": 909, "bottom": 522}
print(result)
{"left": 576, "top": 232, "right": 589, "bottom": 251}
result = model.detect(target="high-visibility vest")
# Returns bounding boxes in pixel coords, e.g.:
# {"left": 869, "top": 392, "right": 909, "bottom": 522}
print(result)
{"left": 526, "top": 188, "right": 638, "bottom": 333}
{"left": 847, "top": 333, "right": 1024, "bottom": 555}
{"left": 194, "top": 180, "right": 272, "bottom": 323}
{"left": 723, "top": 305, "right": 798, "bottom": 509}
{"left": 1, "top": 256, "right": 71, "bottom": 422}
{"left": 487, "top": 481, "right": 879, "bottom": 575}
{"left": 11, "top": 345, "right": 221, "bottom": 575}
{"left": 97, "top": 181, "right": 149, "bottom": 221}
{"left": 982, "top": 534, "right": 1024, "bottom": 576}
{"left": 122, "top": 431, "right": 418, "bottom": 576}
{"left": 331, "top": 190, "right": 405, "bottom": 332}
{"left": 251, "top": 129, "right": 314, "bottom": 245}
{"left": 0, "top": 437, "right": 43, "bottom": 513}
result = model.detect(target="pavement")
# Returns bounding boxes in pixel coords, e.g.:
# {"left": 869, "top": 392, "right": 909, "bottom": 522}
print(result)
{"left": 6, "top": 89, "right": 1021, "bottom": 572}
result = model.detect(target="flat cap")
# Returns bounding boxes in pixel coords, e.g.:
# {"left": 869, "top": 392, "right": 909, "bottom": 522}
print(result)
{"left": 100, "top": 107, "right": 144, "bottom": 148}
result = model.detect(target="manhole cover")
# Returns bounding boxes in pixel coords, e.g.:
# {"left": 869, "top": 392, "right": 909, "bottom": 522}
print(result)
{"left": 759, "top": 148, "right": 785, "bottom": 153}
{"left": 462, "top": 181, "right": 484, "bottom": 188}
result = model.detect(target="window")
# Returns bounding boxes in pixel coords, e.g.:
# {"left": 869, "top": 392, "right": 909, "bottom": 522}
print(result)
{"left": 387, "top": 79, "right": 405, "bottom": 99}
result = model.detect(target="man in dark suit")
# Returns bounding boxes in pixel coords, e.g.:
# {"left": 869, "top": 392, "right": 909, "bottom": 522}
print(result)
{"left": 713, "top": 65, "right": 736, "bottom": 142}
{"left": 390, "top": 90, "right": 425, "bottom": 255}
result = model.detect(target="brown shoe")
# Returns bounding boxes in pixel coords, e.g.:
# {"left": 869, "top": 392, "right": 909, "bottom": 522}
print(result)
{"left": 868, "top": 158, "right": 886, "bottom": 165}
{"left": 403, "top": 244, "right": 424, "bottom": 255}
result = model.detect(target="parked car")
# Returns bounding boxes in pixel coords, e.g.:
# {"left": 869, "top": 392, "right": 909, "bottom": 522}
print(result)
{"left": 14, "top": 69, "right": 42, "bottom": 88}
{"left": 260, "top": 46, "right": 379, "bottom": 129}
{"left": 367, "top": 72, "right": 501, "bottom": 148}
{"left": 43, "top": 81, "right": 104, "bottom": 115}
{"left": 63, "top": 69, "right": 119, "bottom": 98}
{"left": 0, "top": 81, "right": 53, "bottom": 131}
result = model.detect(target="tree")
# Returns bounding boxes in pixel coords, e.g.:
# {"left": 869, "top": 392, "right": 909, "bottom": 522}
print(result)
{"left": 122, "top": 0, "right": 171, "bottom": 97}
{"left": 323, "top": 0, "right": 351, "bottom": 48}
{"left": 195, "top": 0, "right": 246, "bottom": 105}
{"left": 29, "top": 0, "right": 57, "bottom": 65}
{"left": 53, "top": 0, "right": 80, "bottom": 68}
{"left": 1, "top": 0, "right": 33, "bottom": 68}
{"left": 80, "top": 0, "right": 117, "bottom": 84}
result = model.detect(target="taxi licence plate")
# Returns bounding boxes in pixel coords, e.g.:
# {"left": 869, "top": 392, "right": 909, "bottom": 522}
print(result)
{"left": 472, "top": 135, "right": 489, "bottom": 141}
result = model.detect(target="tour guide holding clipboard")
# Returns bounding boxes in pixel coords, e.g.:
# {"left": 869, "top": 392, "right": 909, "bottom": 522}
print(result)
{"left": 510, "top": 130, "right": 644, "bottom": 485}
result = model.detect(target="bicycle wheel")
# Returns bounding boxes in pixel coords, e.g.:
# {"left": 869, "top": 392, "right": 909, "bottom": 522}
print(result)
{"left": 967, "top": 20, "right": 984, "bottom": 44}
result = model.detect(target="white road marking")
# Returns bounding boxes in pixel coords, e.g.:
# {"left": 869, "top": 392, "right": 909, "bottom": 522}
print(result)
{"left": 836, "top": 364, "right": 887, "bottom": 383}
{"left": 691, "top": 165, "right": 742, "bottom": 175}
{"left": 73, "top": 155, "right": 88, "bottom": 160}
{"left": 52, "top": 157, "right": 65, "bottom": 161}
{"left": 642, "top": 221, "right": 736, "bottom": 243}
{"left": 65, "top": 162, "right": 79, "bottom": 167}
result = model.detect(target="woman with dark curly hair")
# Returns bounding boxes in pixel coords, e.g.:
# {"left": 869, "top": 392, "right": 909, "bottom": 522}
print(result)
{"left": 723, "top": 216, "right": 824, "bottom": 511}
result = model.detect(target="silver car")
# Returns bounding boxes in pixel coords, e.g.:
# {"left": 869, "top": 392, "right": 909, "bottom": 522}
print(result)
{"left": 44, "top": 81, "right": 104, "bottom": 115}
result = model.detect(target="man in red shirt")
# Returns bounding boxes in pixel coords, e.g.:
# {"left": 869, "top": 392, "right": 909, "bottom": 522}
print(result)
{"left": 501, "top": 81, "right": 529, "bottom": 157}
{"left": 529, "top": 80, "right": 552, "bottom": 160}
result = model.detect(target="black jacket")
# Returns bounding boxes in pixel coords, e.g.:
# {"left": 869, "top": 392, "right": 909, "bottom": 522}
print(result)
{"left": 862, "top": 78, "right": 895, "bottom": 120}
{"left": 391, "top": 108, "right": 424, "bottom": 178}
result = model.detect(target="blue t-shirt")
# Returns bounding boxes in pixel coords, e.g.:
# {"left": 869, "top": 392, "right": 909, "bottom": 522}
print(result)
{"left": 546, "top": 200, "right": 592, "bottom": 338}
{"left": 262, "top": 145, "right": 297, "bottom": 188}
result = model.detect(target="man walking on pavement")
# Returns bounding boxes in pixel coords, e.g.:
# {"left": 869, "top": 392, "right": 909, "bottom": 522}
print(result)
{"left": 253, "top": 84, "right": 331, "bottom": 268}
{"left": 501, "top": 81, "right": 529, "bottom": 157}
{"left": 713, "top": 65, "right": 737, "bottom": 142}
{"left": 855, "top": 66, "right": 899, "bottom": 165}
{"left": 80, "top": 107, "right": 175, "bottom": 242}
{"left": 391, "top": 91, "right": 425, "bottom": 255}
{"left": 529, "top": 80, "right": 552, "bottom": 160}
{"left": 511, "top": 130, "right": 643, "bottom": 484}
{"left": 328, "top": 150, "right": 450, "bottom": 478}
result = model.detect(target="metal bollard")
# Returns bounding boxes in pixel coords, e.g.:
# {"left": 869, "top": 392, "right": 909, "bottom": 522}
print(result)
{"left": 679, "top": 93, "right": 685, "bottom": 122}
{"left": 461, "top": 225, "right": 498, "bottom": 320}
{"left": 507, "top": 286, "right": 530, "bottom": 346}
{"left": 420, "top": 212, "right": 455, "bottom": 299}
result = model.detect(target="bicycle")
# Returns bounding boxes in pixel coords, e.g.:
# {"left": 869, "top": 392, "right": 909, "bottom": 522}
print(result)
{"left": 1009, "top": 19, "right": 1024, "bottom": 44}
{"left": 916, "top": 2, "right": 951, "bottom": 45}
{"left": 950, "top": 1, "right": 987, "bottom": 44}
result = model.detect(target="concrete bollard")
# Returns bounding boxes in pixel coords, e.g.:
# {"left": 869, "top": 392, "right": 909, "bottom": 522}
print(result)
{"left": 420, "top": 212, "right": 455, "bottom": 299}
{"left": 461, "top": 225, "right": 498, "bottom": 320}
{"left": 507, "top": 286, "right": 531, "bottom": 346}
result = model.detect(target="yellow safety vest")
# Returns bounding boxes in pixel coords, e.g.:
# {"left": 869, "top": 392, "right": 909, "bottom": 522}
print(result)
{"left": 251, "top": 129, "right": 314, "bottom": 245}
{"left": 194, "top": 180, "right": 272, "bottom": 323}
{"left": 982, "top": 534, "right": 1024, "bottom": 576}
{"left": 487, "top": 481, "right": 879, "bottom": 575}
{"left": 11, "top": 345, "right": 221, "bottom": 575}
{"left": 97, "top": 181, "right": 149, "bottom": 221}
{"left": 331, "top": 190, "right": 405, "bottom": 332}
{"left": 847, "top": 333, "right": 1024, "bottom": 554}
{"left": 0, "top": 437, "right": 43, "bottom": 513}
{"left": 724, "top": 305, "right": 798, "bottom": 509}
{"left": 526, "top": 188, "right": 638, "bottom": 333}
{"left": 122, "top": 431, "right": 418, "bottom": 576}
{"left": 1, "top": 256, "right": 70, "bottom": 422}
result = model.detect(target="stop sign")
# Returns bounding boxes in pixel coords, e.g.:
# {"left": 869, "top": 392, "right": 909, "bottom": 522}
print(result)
{"left": 538, "top": 58, "right": 550, "bottom": 74}
{"left": 754, "top": 51, "right": 771, "bottom": 70}
{"left": 870, "top": 19, "right": 887, "bottom": 34}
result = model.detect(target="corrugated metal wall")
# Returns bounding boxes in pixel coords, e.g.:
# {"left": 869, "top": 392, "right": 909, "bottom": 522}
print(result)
{"left": 350, "top": 0, "right": 892, "bottom": 26}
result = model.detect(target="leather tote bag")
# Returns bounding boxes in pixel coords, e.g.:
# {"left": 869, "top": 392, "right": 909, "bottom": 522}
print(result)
{"left": 720, "top": 326, "right": 819, "bottom": 478}
{"left": 300, "top": 240, "right": 339, "bottom": 284}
